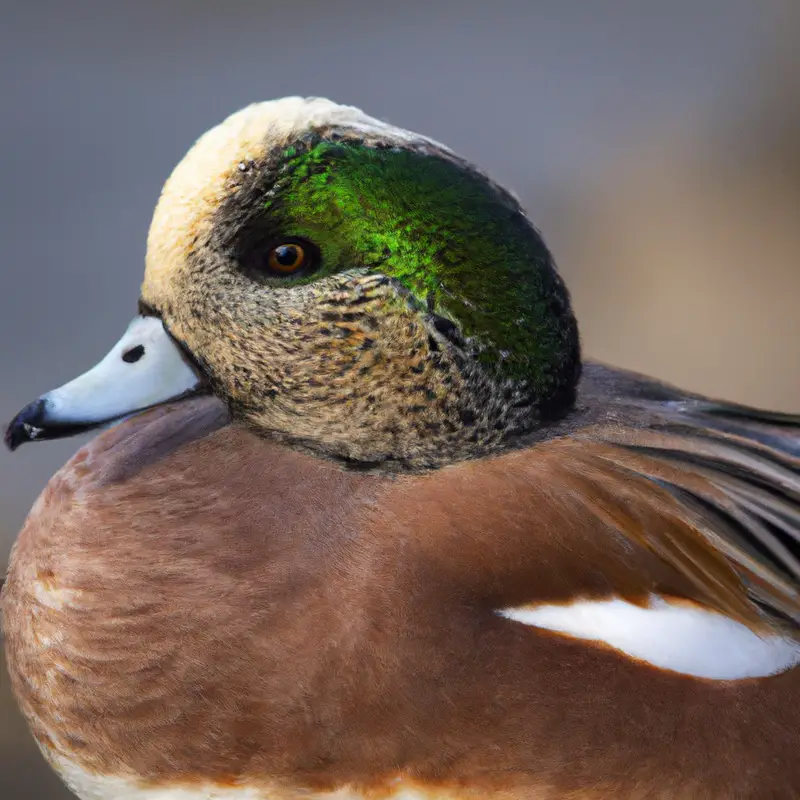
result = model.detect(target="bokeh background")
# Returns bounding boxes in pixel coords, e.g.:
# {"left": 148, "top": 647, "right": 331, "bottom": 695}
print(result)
{"left": 1, "top": 1, "right": 799, "bottom": 797}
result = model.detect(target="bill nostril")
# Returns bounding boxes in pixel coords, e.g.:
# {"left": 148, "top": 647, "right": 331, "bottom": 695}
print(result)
{"left": 122, "top": 345, "right": 145, "bottom": 364}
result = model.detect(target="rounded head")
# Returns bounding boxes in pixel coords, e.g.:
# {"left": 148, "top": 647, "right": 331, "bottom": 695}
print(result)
{"left": 141, "top": 97, "right": 580, "bottom": 465}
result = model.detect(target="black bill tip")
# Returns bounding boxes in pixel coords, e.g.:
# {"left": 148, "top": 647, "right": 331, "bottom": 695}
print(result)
{"left": 5, "top": 398, "right": 102, "bottom": 452}
{"left": 5, "top": 398, "right": 48, "bottom": 451}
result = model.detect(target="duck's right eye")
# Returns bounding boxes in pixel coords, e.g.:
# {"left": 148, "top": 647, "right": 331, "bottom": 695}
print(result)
{"left": 268, "top": 244, "right": 306, "bottom": 274}
{"left": 263, "top": 238, "right": 320, "bottom": 278}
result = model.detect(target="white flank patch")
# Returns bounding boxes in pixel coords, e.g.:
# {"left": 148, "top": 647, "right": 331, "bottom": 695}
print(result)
{"left": 53, "top": 754, "right": 458, "bottom": 800}
{"left": 498, "top": 596, "right": 800, "bottom": 679}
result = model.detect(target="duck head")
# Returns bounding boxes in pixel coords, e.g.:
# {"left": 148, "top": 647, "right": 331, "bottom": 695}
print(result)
{"left": 6, "top": 97, "right": 580, "bottom": 467}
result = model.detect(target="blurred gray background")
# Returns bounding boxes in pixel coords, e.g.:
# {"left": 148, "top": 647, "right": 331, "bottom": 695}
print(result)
{"left": 1, "top": 1, "right": 799, "bottom": 797}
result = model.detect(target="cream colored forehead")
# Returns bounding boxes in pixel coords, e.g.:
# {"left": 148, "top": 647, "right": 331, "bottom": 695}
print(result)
{"left": 144, "top": 97, "right": 442, "bottom": 299}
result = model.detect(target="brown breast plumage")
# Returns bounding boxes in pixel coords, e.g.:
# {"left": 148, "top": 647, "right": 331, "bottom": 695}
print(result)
{"left": 4, "top": 392, "right": 800, "bottom": 800}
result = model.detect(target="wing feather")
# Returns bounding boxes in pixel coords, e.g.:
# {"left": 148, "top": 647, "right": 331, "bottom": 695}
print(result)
{"left": 573, "top": 374, "right": 800, "bottom": 628}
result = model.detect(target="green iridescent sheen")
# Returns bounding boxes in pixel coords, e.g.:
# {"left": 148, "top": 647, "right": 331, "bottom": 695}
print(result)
{"left": 265, "top": 140, "right": 577, "bottom": 395}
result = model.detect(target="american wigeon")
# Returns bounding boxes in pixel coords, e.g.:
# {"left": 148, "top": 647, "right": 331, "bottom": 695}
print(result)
{"left": 3, "top": 97, "right": 800, "bottom": 800}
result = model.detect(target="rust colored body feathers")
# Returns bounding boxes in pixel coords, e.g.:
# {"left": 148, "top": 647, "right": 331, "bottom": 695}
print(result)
{"left": 4, "top": 364, "right": 800, "bottom": 799}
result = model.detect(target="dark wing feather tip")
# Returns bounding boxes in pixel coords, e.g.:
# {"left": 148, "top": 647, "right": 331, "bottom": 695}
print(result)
{"left": 576, "top": 364, "right": 800, "bottom": 629}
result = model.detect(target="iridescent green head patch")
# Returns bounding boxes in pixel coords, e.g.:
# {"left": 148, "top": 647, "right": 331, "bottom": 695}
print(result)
{"left": 221, "top": 135, "right": 580, "bottom": 412}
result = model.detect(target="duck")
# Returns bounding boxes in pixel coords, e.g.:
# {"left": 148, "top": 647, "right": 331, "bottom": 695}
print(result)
{"left": 2, "top": 96, "right": 800, "bottom": 800}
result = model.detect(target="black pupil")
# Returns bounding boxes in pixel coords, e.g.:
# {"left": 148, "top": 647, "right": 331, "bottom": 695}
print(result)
{"left": 275, "top": 245, "right": 299, "bottom": 266}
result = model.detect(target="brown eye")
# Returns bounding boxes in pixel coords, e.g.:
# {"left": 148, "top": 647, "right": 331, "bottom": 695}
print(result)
{"left": 267, "top": 243, "right": 308, "bottom": 275}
